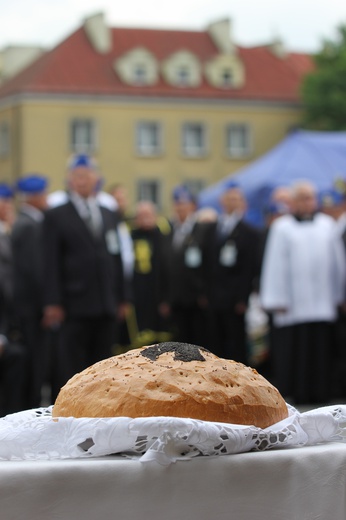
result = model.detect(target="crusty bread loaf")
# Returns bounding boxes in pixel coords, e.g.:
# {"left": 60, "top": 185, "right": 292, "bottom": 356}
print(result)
{"left": 53, "top": 342, "right": 288, "bottom": 428}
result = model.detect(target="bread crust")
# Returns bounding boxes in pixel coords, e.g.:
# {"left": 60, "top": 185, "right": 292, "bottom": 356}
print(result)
{"left": 53, "top": 343, "right": 288, "bottom": 428}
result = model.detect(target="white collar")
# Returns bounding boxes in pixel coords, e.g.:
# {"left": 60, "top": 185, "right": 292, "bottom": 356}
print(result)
{"left": 0, "top": 221, "right": 8, "bottom": 234}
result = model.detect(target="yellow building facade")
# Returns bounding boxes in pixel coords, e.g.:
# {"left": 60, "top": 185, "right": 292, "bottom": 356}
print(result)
{"left": 0, "top": 14, "right": 312, "bottom": 214}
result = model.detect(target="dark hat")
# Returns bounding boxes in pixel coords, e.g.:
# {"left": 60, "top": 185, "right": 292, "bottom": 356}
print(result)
{"left": 0, "top": 183, "right": 13, "bottom": 199}
{"left": 17, "top": 174, "right": 48, "bottom": 194}
{"left": 68, "top": 153, "right": 96, "bottom": 170}
{"left": 172, "top": 184, "right": 195, "bottom": 203}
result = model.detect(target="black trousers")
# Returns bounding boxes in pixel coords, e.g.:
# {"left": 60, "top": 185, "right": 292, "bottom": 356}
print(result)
{"left": 18, "top": 314, "right": 46, "bottom": 409}
{"left": 272, "top": 321, "right": 333, "bottom": 405}
{"left": 56, "top": 315, "right": 116, "bottom": 390}
{"left": 332, "top": 312, "right": 346, "bottom": 399}
{"left": 209, "top": 309, "right": 248, "bottom": 364}
{"left": 171, "top": 304, "right": 210, "bottom": 349}
{"left": 0, "top": 342, "right": 27, "bottom": 415}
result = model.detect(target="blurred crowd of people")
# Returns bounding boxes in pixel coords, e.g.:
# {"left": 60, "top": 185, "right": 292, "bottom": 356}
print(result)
{"left": 1, "top": 153, "right": 346, "bottom": 415}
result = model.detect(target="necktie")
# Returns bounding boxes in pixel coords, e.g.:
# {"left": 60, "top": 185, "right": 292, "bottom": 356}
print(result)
{"left": 173, "top": 219, "right": 194, "bottom": 248}
{"left": 83, "top": 199, "right": 102, "bottom": 238}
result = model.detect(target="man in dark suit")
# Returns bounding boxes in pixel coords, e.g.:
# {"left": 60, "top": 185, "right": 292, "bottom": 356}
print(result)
{"left": 11, "top": 175, "right": 49, "bottom": 408}
{"left": 205, "top": 185, "right": 260, "bottom": 363}
{"left": 42, "top": 155, "right": 130, "bottom": 390}
{"left": 0, "top": 183, "right": 15, "bottom": 334}
{"left": 0, "top": 183, "right": 27, "bottom": 414}
{"left": 164, "top": 185, "right": 210, "bottom": 348}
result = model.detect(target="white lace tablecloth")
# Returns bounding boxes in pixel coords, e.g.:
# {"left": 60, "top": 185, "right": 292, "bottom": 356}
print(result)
{"left": 0, "top": 404, "right": 345, "bottom": 465}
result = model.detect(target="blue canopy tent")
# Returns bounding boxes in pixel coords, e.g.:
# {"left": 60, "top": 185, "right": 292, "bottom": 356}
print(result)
{"left": 198, "top": 130, "right": 346, "bottom": 227}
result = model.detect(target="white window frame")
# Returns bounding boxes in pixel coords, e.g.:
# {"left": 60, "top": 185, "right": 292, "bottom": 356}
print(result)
{"left": 182, "top": 122, "right": 207, "bottom": 157}
{"left": 226, "top": 123, "right": 252, "bottom": 158}
{"left": 135, "top": 121, "right": 162, "bottom": 156}
{"left": 137, "top": 179, "right": 162, "bottom": 208}
{"left": 70, "top": 118, "right": 97, "bottom": 153}
{"left": 0, "top": 122, "right": 10, "bottom": 157}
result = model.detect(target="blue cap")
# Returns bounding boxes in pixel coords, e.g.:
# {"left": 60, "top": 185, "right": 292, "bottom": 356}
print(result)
{"left": 223, "top": 179, "right": 239, "bottom": 190}
{"left": 17, "top": 175, "right": 48, "bottom": 194}
{"left": 319, "top": 189, "right": 344, "bottom": 208}
{"left": 68, "top": 154, "right": 96, "bottom": 170}
{"left": 0, "top": 183, "right": 13, "bottom": 199}
{"left": 172, "top": 184, "right": 195, "bottom": 203}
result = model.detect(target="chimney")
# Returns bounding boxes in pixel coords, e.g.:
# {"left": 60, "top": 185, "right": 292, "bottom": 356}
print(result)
{"left": 0, "top": 46, "right": 45, "bottom": 82}
{"left": 269, "top": 37, "right": 287, "bottom": 59}
{"left": 207, "top": 18, "right": 235, "bottom": 54}
{"left": 83, "top": 12, "right": 111, "bottom": 54}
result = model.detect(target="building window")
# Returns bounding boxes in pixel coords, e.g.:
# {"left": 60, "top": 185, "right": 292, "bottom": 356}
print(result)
{"left": 137, "top": 179, "right": 161, "bottom": 207}
{"left": 204, "top": 56, "right": 245, "bottom": 89}
{"left": 221, "top": 69, "right": 233, "bottom": 87}
{"left": 226, "top": 124, "right": 252, "bottom": 157}
{"left": 0, "top": 122, "right": 10, "bottom": 157}
{"left": 162, "top": 51, "right": 201, "bottom": 87}
{"left": 70, "top": 118, "right": 96, "bottom": 153}
{"left": 133, "top": 64, "right": 148, "bottom": 85}
{"left": 114, "top": 48, "right": 158, "bottom": 86}
{"left": 182, "top": 123, "right": 207, "bottom": 157}
{"left": 136, "top": 122, "right": 162, "bottom": 156}
{"left": 176, "top": 66, "right": 190, "bottom": 86}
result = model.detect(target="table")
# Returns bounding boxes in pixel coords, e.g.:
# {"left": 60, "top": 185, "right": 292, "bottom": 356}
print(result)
{"left": 1, "top": 442, "right": 346, "bottom": 520}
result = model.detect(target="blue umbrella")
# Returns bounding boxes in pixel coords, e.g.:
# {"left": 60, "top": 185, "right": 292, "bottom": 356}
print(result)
{"left": 198, "top": 130, "right": 346, "bottom": 227}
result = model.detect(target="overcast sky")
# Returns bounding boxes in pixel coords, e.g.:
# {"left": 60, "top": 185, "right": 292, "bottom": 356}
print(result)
{"left": 0, "top": 0, "right": 345, "bottom": 53}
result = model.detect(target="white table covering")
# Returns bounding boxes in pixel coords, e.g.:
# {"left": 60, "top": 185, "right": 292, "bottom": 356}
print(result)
{"left": 0, "top": 404, "right": 346, "bottom": 464}
{"left": 0, "top": 443, "right": 346, "bottom": 520}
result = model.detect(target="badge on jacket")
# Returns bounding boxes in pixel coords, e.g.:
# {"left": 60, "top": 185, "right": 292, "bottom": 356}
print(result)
{"left": 219, "top": 242, "right": 237, "bottom": 267}
{"left": 105, "top": 229, "right": 120, "bottom": 254}
{"left": 185, "top": 246, "right": 202, "bottom": 268}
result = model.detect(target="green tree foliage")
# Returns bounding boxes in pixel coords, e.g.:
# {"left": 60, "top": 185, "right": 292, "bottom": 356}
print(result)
{"left": 301, "top": 25, "right": 346, "bottom": 130}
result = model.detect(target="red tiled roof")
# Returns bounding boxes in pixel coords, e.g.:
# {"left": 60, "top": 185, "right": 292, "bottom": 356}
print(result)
{"left": 0, "top": 25, "right": 314, "bottom": 102}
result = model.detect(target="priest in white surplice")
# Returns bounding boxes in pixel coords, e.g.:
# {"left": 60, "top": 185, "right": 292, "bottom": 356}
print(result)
{"left": 260, "top": 181, "right": 346, "bottom": 405}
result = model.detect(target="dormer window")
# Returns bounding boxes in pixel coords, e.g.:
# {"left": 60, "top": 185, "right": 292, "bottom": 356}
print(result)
{"left": 162, "top": 51, "right": 201, "bottom": 88}
{"left": 176, "top": 66, "right": 190, "bottom": 87}
{"left": 133, "top": 64, "right": 148, "bottom": 85}
{"left": 205, "top": 54, "right": 245, "bottom": 89}
{"left": 221, "top": 69, "right": 233, "bottom": 87}
{"left": 114, "top": 48, "right": 158, "bottom": 86}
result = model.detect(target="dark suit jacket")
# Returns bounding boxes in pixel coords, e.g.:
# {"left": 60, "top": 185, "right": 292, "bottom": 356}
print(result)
{"left": 42, "top": 201, "right": 126, "bottom": 317}
{"left": 11, "top": 209, "right": 44, "bottom": 316}
{"left": 0, "top": 229, "right": 14, "bottom": 330}
{"left": 166, "top": 221, "right": 210, "bottom": 307}
{"left": 206, "top": 219, "right": 260, "bottom": 311}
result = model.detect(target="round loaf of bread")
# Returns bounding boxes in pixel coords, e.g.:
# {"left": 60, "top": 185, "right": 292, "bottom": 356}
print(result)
{"left": 52, "top": 342, "right": 288, "bottom": 428}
